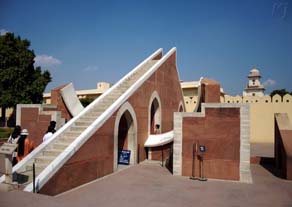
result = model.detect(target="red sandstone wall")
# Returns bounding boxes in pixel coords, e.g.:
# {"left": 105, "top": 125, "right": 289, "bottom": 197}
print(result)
{"left": 182, "top": 108, "right": 240, "bottom": 180}
{"left": 275, "top": 117, "right": 292, "bottom": 180}
{"left": 201, "top": 79, "right": 221, "bottom": 103}
{"left": 40, "top": 119, "right": 115, "bottom": 195}
{"left": 40, "top": 50, "right": 184, "bottom": 195}
{"left": 196, "top": 79, "right": 220, "bottom": 113}
{"left": 20, "top": 107, "right": 51, "bottom": 147}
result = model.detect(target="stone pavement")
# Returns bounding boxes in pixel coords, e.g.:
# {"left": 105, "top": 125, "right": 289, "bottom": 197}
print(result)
{"left": 1, "top": 164, "right": 292, "bottom": 207}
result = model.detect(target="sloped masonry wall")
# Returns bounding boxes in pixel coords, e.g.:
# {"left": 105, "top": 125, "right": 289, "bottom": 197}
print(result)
{"left": 275, "top": 113, "right": 292, "bottom": 180}
{"left": 39, "top": 51, "right": 184, "bottom": 195}
{"left": 173, "top": 103, "right": 251, "bottom": 182}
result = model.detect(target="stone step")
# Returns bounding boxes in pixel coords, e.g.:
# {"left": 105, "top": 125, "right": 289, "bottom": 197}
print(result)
{"left": 74, "top": 121, "right": 92, "bottom": 126}
{"left": 83, "top": 114, "right": 99, "bottom": 120}
{"left": 52, "top": 142, "right": 68, "bottom": 150}
{"left": 86, "top": 109, "right": 103, "bottom": 114}
{"left": 33, "top": 163, "right": 48, "bottom": 173}
{"left": 95, "top": 101, "right": 108, "bottom": 106}
{"left": 57, "top": 137, "right": 75, "bottom": 144}
{"left": 43, "top": 149, "right": 62, "bottom": 157}
{"left": 63, "top": 131, "right": 81, "bottom": 138}
{"left": 70, "top": 126, "right": 87, "bottom": 132}
{"left": 102, "top": 99, "right": 114, "bottom": 104}
{"left": 120, "top": 82, "right": 131, "bottom": 87}
{"left": 89, "top": 108, "right": 106, "bottom": 114}
{"left": 116, "top": 86, "right": 128, "bottom": 91}
{"left": 104, "top": 94, "right": 121, "bottom": 100}
{"left": 22, "top": 163, "right": 45, "bottom": 177}
{"left": 78, "top": 117, "right": 96, "bottom": 122}
{"left": 130, "top": 73, "right": 141, "bottom": 78}
{"left": 35, "top": 156, "right": 55, "bottom": 165}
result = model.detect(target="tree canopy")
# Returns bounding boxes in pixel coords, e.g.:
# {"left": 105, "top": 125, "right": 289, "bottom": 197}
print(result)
{"left": 270, "top": 89, "right": 292, "bottom": 97}
{"left": 0, "top": 33, "right": 51, "bottom": 119}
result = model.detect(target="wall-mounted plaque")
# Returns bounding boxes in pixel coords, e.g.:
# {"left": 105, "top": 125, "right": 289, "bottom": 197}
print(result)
{"left": 0, "top": 143, "right": 18, "bottom": 155}
{"left": 118, "top": 150, "right": 131, "bottom": 165}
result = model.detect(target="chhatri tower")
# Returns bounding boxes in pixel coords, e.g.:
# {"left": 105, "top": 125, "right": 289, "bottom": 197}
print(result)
{"left": 243, "top": 67, "right": 265, "bottom": 97}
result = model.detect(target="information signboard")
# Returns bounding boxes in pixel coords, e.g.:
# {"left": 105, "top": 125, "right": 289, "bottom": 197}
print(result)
{"left": 0, "top": 143, "right": 17, "bottom": 155}
{"left": 118, "top": 150, "right": 131, "bottom": 165}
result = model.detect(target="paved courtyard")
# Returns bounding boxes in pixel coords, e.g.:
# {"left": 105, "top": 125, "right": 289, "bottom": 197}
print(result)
{"left": 1, "top": 164, "right": 292, "bottom": 207}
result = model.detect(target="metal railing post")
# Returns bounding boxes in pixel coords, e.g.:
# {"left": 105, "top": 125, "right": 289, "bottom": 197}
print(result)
{"left": 33, "top": 163, "right": 36, "bottom": 193}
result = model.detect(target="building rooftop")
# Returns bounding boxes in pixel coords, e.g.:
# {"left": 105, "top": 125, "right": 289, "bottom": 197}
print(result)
{"left": 248, "top": 67, "right": 261, "bottom": 78}
{"left": 180, "top": 81, "right": 200, "bottom": 88}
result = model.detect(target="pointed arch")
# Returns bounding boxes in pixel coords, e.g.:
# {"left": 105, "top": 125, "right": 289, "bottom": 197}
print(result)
{"left": 148, "top": 91, "right": 162, "bottom": 135}
{"left": 178, "top": 100, "right": 184, "bottom": 112}
{"left": 114, "top": 102, "right": 137, "bottom": 171}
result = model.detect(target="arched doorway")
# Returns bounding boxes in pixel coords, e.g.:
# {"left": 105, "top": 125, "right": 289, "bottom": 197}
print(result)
{"left": 150, "top": 98, "right": 160, "bottom": 134}
{"left": 148, "top": 91, "right": 162, "bottom": 135}
{"left": 118, "top": 110, "right": 133, "bottom": 155}
{"left": 114, "top": 102, "right": 137, "bottom": 171}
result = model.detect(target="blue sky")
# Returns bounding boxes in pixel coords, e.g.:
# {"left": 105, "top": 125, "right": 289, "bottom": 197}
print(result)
{"left": 1, "top": 0, "right": 291, "bottom": 95}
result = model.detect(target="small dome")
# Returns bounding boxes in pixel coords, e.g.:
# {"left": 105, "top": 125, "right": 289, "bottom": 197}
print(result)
{"left": 249, "top": 67, "right": 260, "bottom": 77}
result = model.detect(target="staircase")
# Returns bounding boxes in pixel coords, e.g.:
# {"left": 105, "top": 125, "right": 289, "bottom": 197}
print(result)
{"left": 14, "top": 59, "right": 159, "bottom": 189}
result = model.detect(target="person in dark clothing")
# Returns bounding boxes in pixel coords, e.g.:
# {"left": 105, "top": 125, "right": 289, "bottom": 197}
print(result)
{"left": 8, "top": 125, "right": 21, "bottom": 143}
{"left": 7, "top": 125, "right": 21, "bottom": 166}
{"left": 49, "top": 121, "right": 56, "bottom": 133}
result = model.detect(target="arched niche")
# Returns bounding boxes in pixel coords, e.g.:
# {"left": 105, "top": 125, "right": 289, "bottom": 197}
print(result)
{"left": 148, "top": 91, "right": 162, "bottom": 135}
{"left": 114, "top": 102, "right": 137, "bottom": 171}
{"left": 178, "top": 100, "right": 184, "bottom": 112}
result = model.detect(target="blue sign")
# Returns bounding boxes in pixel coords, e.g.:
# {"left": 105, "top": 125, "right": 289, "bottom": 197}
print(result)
{"left": 118, "top": 150, "right": 131, "bottom": 165}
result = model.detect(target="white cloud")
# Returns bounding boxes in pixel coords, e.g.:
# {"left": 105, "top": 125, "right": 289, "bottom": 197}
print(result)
{"left": 263, "top": 79, "right": 276, "bottom": 87}
{"left": 34, "top": 55, "right": 62, "bottom": 66}
{"left": 83, "top": 65, "right": 99, "bottom": 72}
{"left": 0, "top": 29, "right": 9, "bottom": 36}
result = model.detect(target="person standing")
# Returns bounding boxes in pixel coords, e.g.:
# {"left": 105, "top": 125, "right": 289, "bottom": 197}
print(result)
{"left": 16, "top": 129, "right": 34, "bottom": 162}
{"left": 7, "top": 125, "right": 21, "bottom": 166}
{"left": 7, "top": 125, "right": 21, "bottom": 144}
{"left": 42, "top": 125, "right": 54, "bottom": 142}
{"left": 49, "top": 121, "right": 56, "bottom": 133}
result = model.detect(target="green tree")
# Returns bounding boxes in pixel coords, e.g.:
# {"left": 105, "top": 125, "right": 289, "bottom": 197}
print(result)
{"left": 80, "top": 97, "right": 95, "bottom": 107}
{"left": 270, "top": 89, "right": 290, "bottom": 97}
{"left": 0, "top": 33, "right": 52, "bottom": 125}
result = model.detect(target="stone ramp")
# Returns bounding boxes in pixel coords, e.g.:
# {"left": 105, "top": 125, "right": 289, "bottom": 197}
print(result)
{"left": 0, "top": 48, "right": 163, "bottom": 192}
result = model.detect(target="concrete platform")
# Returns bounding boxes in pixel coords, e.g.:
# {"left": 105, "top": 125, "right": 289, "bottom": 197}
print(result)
{"left": 1, "top": 164, "right": 292, "bottom": 207}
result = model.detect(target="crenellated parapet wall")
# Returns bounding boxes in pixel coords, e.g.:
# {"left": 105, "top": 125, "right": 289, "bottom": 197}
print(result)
{"left": 223, "top": 94, "right": 292, "bottom": 157}
{"left": 224, "top": 94, "right": 292, "bottom": 104}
